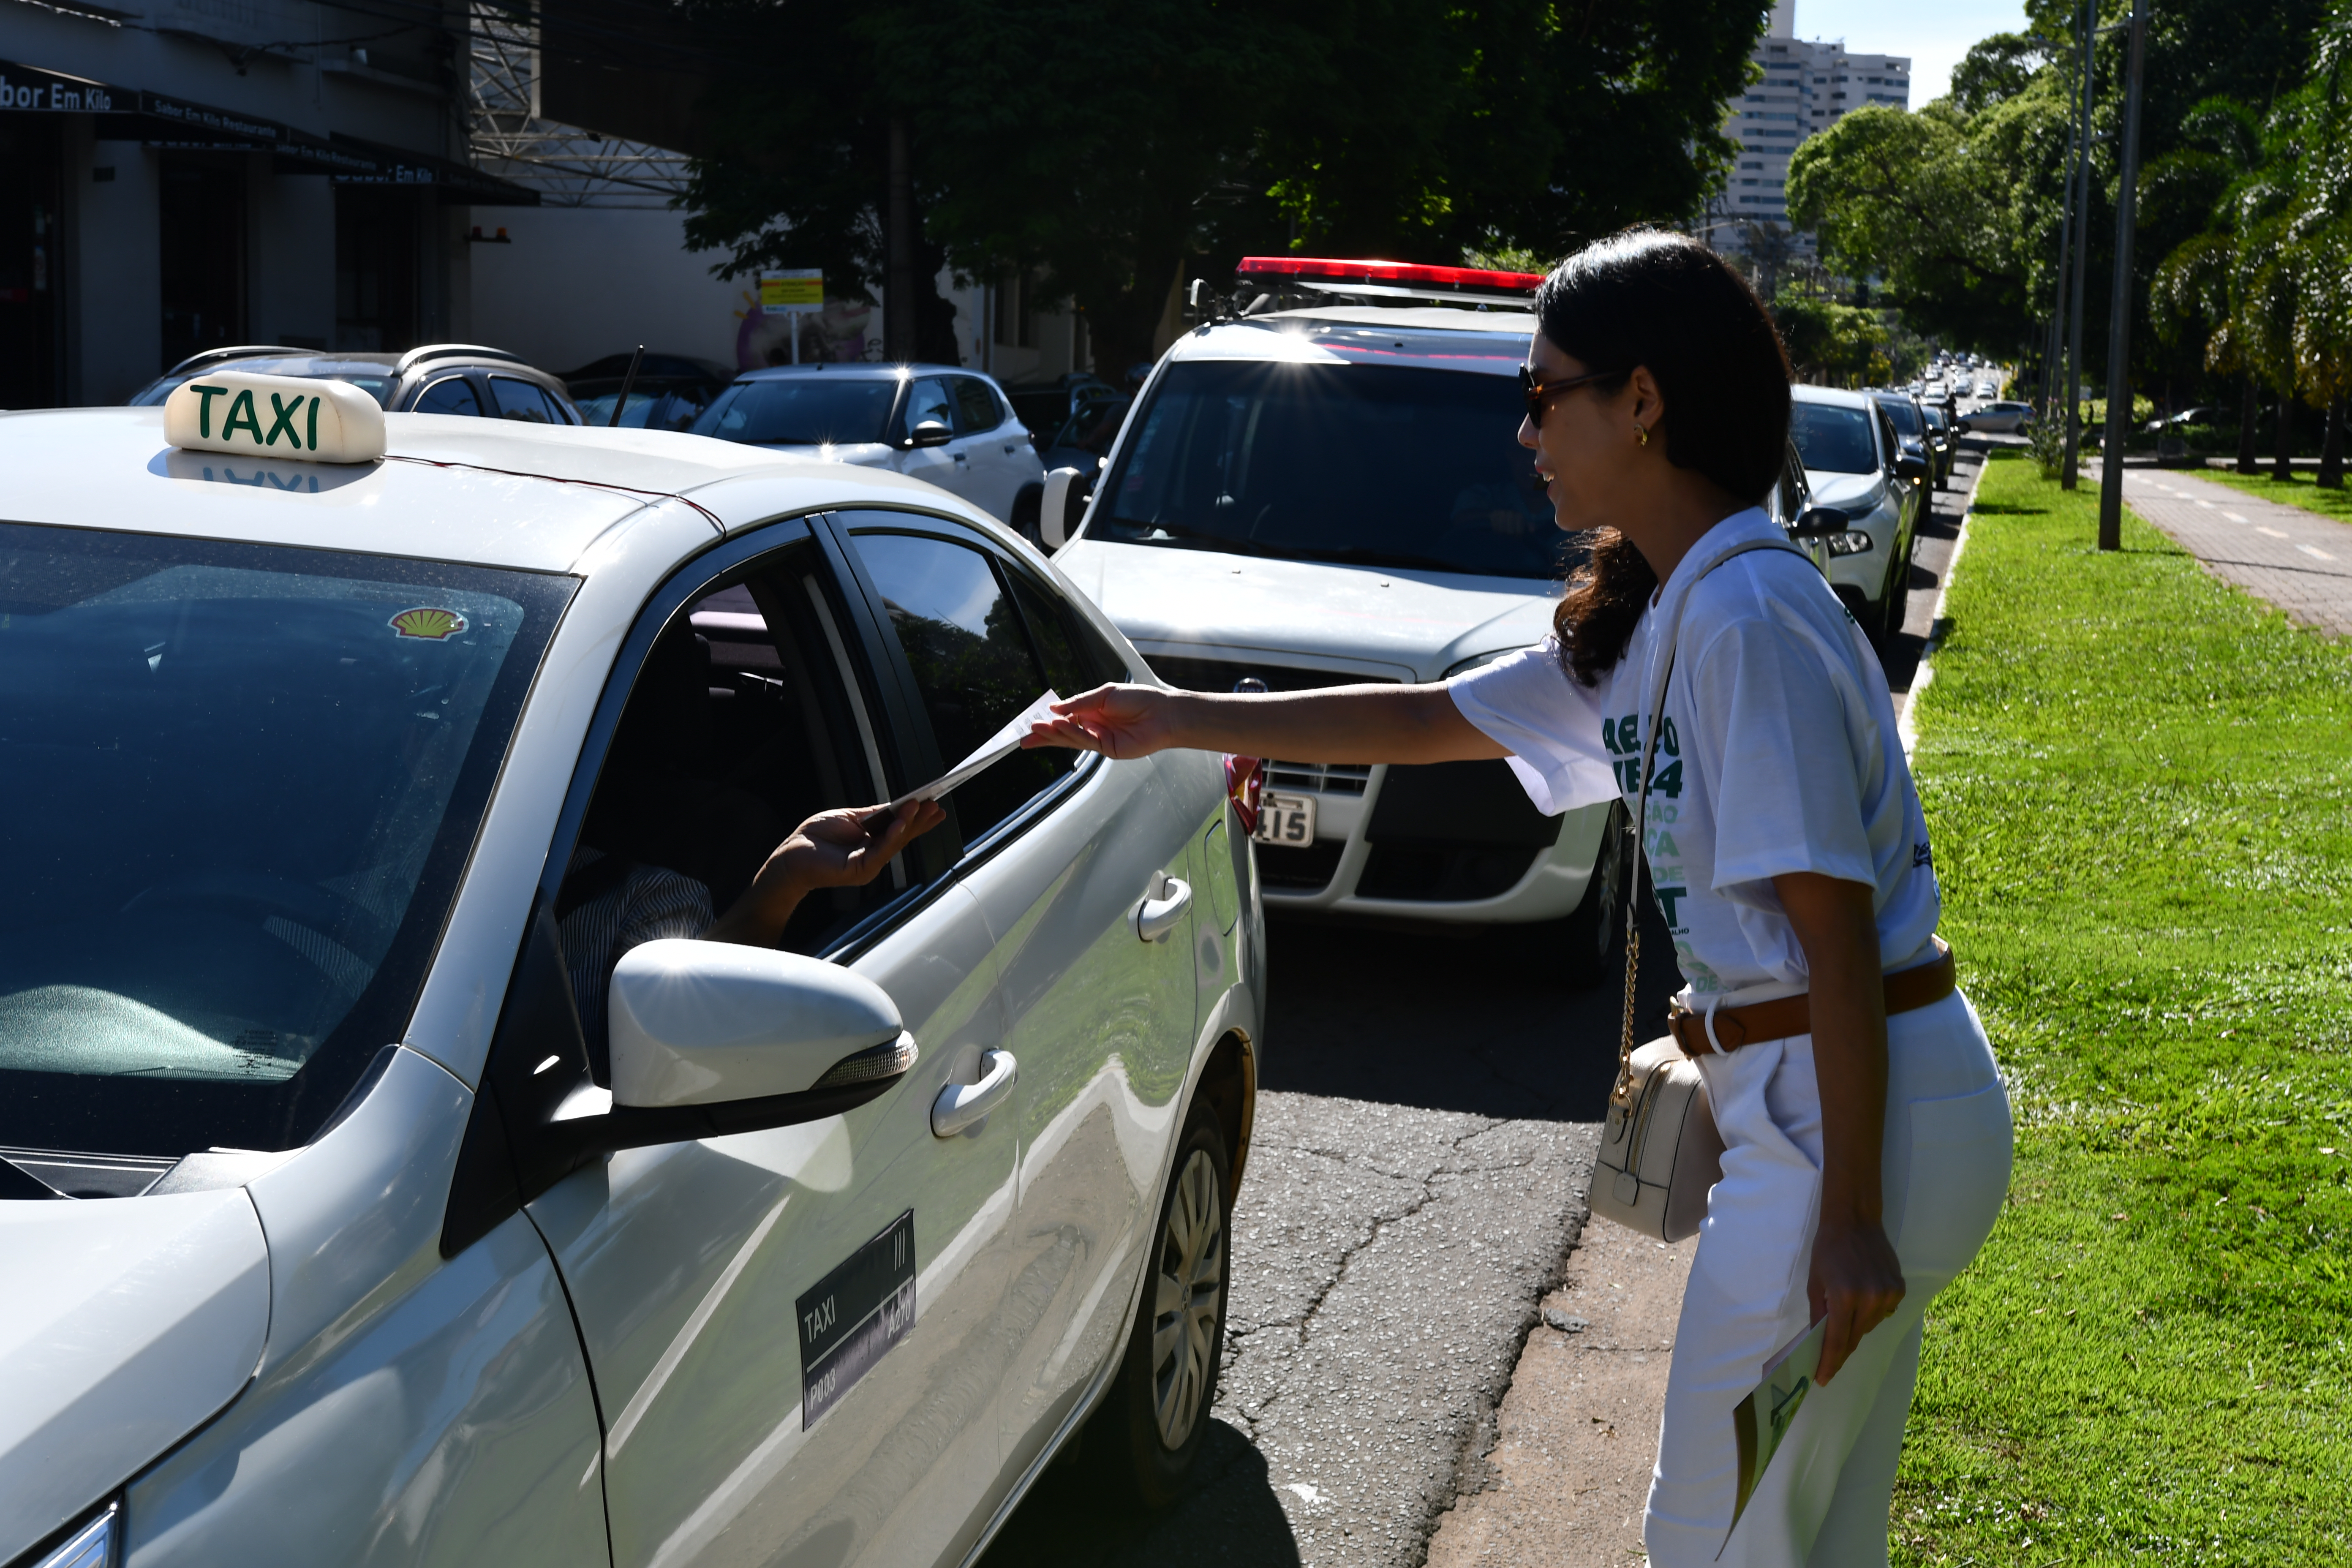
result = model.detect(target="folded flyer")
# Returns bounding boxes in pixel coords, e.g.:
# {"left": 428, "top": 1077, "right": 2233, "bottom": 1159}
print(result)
{"left": 890, "top": 690, "right": 1062, "bottom": 809}
{"left": 1720, "top": 1315, "right": 1827, "bottom": 1557}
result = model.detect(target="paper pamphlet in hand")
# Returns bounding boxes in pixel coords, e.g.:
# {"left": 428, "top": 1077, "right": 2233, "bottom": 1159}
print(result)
{"left": 890, "top": 691, "right": 1063, "bottom": 809}
{"left": 1718, "top": 1316, "right": 1827, "bottom": 1558}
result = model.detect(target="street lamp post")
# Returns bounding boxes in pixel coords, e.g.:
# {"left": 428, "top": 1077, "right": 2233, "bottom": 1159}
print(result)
{"left": 2097, "top": 0, "right": 2150, "bottom": 550}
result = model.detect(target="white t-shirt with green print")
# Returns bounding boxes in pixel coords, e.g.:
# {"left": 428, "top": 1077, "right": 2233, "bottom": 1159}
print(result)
{"left": 1447, "top": 506, "right": 1941, "bottom": 1007}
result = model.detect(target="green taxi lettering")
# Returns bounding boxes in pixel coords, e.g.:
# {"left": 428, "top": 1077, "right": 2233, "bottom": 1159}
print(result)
{"left": 307, "top": 396, "right": 318, "bottom": 449}
{"left": 221, "top": 389, "right": 263, "bottom": 445}
{"left": 191, "top": 384, "right": 228, "bottom": 438}
{"left": 264, "top": 392, "right": 306, "bottom": 449}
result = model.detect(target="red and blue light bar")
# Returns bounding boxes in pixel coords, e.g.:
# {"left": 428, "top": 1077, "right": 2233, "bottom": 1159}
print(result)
{"left": 1234, "top": 257, "right": 1546, "bottom": 295}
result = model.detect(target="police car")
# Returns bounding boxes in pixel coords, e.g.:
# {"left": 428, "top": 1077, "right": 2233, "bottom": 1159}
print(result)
{"left": 0, "top": 371, "right": 1263, "bottom": 1568}
{"left": 1040, "top": 259, "right": 1624, "bottom": 976}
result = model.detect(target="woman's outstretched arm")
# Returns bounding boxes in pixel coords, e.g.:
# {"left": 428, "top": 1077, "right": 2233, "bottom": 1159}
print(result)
{"left": 1020, "top": 682, "right": 1508, "bottom": 766}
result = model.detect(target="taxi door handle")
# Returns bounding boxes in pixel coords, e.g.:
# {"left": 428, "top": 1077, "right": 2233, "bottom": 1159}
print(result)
{"left": 1135, "top": 877, "right": 1192, "bottom": 943}
{"left": 932, "top": 1049, "right": 1015, "bottom": 1137}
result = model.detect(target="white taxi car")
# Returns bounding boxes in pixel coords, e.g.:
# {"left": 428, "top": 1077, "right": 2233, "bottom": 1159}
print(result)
{"left": 0, "top": 375, "right": 1261, "bottom": 1568}
{"left": 1043, "top": 259, "right": 1622, "bottom": 978}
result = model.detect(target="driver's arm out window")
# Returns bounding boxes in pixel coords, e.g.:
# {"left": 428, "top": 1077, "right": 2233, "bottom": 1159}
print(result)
{"left": 555, "top": 554, "right": 894, "bottom": 1068}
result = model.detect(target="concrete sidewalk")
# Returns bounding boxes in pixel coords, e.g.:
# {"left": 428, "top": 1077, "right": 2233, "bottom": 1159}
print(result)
{"left": 2107, "top": 466, "right": 2352, "bottom": 637}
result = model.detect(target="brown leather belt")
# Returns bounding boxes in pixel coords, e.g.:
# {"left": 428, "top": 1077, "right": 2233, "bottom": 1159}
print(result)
{"left": 1667, "top": 938, "right": 1955, "bottom": 1056}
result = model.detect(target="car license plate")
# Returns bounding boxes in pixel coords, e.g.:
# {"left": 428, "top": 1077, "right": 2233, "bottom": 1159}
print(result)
{"left": 1252, "top": 790, "right": 1315, "bottom": 847}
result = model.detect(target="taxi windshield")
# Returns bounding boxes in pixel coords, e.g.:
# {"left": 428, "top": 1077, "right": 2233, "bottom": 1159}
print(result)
{"left": 1091, "top": 359, "right": 1567, "bottom": 580}
{"left": 0, "top": 526, "right": 571, "bottom": 1162}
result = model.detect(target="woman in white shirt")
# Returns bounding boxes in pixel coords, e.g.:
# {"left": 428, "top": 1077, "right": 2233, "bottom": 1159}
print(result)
{"left": 1021, "top": 229, "right": 2010, "bottom": 1568}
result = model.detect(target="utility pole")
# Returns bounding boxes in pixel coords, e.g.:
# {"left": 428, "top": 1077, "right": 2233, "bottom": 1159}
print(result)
{"left": 2097, "top": 0, "right": 2149, "bottom": 550}
{"left": 2061, "top": 2, "right": 2096, "bottom": 490}
{"left": 2042, "top": 4, "right": 2085, "bottom": 420}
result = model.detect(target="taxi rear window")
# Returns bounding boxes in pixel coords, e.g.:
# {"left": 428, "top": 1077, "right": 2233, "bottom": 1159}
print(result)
{"left": 0, "top": 525, "right": 572, "bottom": 1161}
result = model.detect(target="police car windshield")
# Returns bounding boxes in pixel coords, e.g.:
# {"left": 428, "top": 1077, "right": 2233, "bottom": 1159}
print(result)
{"left": 1094, "top": 360, "right": 1564, "bottom": 580}
{"left": 691, "top": 378, "right": 901, "bottom": 446}
{"left": 0, "top": 526, "right": 570, "bottom": 1164}
{"left": 1791, "top": 404, "right": 1880, "bottom": 475}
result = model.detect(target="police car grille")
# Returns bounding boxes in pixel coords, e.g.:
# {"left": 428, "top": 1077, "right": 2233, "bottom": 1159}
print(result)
{"left": 1144, "top": 653, "right": 1397, "bottom": 696}
{"left": 1264, "top": 761, "right": 1371, "bottom": 796}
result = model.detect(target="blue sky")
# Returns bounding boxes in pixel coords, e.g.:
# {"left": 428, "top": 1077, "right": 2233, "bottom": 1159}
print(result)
{"left": 1785, "top": 0, "right": 2033, "bottom": 106}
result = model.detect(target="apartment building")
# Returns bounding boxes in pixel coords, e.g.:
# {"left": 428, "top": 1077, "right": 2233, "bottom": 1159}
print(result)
{"left": 1713, "top": 0, "right": 1909, "bottom": 254}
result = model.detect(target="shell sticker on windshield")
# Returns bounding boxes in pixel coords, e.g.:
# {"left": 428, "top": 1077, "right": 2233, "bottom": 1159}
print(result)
{"left": 389, "top": 607, "right": 470, "bottom": 641}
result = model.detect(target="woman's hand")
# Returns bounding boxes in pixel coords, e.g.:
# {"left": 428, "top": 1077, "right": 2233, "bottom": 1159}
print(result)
{"left": 1020, "top": 684, "right": 1182, "bottom": 759}
{"left": 703, "top": 800, "right": 945, "bottom": 947}
{"left": 1773, "top": 868, "right": 1905, "bottom": 1385}
{"left": 1809, "top": 1217, "right": 1906, "bottom": 1384}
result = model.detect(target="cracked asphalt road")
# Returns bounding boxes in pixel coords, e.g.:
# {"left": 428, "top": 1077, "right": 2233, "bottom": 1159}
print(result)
{"left": 979, "top": 906, "right": 1685, "bottom": 1566}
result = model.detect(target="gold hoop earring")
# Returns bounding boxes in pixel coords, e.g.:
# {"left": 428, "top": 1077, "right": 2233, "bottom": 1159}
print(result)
{"left": 1633, "top": 421, "right": 1649, "bottom": 448}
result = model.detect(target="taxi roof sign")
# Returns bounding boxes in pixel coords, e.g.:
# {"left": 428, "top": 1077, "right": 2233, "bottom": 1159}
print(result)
{"left": 164, "top": 371, "right": 386, "bottom": 464}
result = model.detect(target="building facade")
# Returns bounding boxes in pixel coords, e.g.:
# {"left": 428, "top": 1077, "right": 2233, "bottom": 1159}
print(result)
{"left": 1710, "top": 0, "right": 1909, "bottom": 256}
{"left": 0, "top": 0, "right": 534, "bottom": 408}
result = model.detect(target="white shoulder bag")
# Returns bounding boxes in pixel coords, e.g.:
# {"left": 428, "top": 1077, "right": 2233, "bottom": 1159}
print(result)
{"left": 1588, "top": 536, "right": 1816, "bottom": 1243}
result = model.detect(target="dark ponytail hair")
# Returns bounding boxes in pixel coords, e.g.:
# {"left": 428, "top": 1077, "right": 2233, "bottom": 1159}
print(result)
{"left": 1540, "top": 229, "right": 1792, "bottom": 685}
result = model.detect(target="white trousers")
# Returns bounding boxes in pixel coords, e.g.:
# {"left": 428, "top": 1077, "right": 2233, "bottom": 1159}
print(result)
{"left": 1642, "top": 988, "right": 2012, "bottom": 1568}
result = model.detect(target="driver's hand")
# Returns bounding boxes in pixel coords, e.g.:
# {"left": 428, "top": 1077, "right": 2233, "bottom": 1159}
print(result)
{"left": 770, "top": 800, "right": 946, "bottom": 890}
{"left": 1020, "top": 684, "right": 1178, "bottom": 760}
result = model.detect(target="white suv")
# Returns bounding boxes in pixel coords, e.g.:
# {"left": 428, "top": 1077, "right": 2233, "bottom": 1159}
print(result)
{"left": 1049, "top": 265, "right": 1623, "bottom": 975}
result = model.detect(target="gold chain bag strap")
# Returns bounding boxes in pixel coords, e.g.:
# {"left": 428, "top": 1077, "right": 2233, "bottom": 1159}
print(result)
{"left": 1588, "top": 537, "right": 1815, "bottom": 1242}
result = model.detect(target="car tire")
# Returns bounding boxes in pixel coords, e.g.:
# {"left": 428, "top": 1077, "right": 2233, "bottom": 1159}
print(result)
{"left": 1086, "top": 1100, "right": 1232, "bottom": 1509}
{"left": 1554, "top": 800, "right": 1626, "bottom": 989}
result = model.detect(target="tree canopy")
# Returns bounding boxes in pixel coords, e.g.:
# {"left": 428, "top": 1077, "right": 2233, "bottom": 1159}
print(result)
{"left": 678, "top": 0, "right": 1770, "bottom": 376}
{"left": 1784, "top": 0, "right": 2335, "bottom": 390}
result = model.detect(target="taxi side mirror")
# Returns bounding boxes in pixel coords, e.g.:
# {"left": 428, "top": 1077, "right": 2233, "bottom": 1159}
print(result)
{"left": 609, "top": 940, "right": 914, "bottom": 1107}
{"left": 1788, "top": 506, "right": 1851, "bottom": 539}
{"left": 1895, "top": 452, "right": 1928, "bottom": 483}
{"left": 907, "top": 419, "right": 953, "bottom": 449}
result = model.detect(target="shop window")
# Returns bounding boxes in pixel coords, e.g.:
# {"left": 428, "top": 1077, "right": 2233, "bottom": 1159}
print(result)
{"left": 158, "top": 156, "right": 246, "bottom": 372}
{"left": 0, "top": 118, "right": 62, "bottom": 408}
{"left": 334, "top": 187, "right": 418, "bottom": 353}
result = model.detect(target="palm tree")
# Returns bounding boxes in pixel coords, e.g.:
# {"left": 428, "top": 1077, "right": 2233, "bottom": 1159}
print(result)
{"left": 2149, "top": 99, "right": 2270, "bottom": 473}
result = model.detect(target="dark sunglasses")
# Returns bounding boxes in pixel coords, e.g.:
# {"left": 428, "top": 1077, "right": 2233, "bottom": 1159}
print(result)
{"left": 1519, "top": 364, "right": 1621, "bottom": 425}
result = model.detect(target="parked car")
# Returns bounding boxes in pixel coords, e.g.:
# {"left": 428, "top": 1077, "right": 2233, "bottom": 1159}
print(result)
{"left": 1002, "top": 373, "right": 1121, "bottom": 439}
{"left": 691, "top": 363, "right": 1046, "bottom": 528}
{"left": 0, "top": 390, "right": 1260, "bottom": 1568}
{"left": 561, "top": 351, "right": 736, "bottom": 432}
{"left": 1037, "top": 393, "right": 1134, "bottom": 482}
{"left": 1959, "top": 399, "right": 2035, "bottom": 434}
{"left": 1046, "top": 260, "right": 1623, "bottom": 976}
{"left": 1871, "top": 389, "right": 1946, "bottom": 491}
{"left": 1790, "top": 384, "right": 1924, "bottom": 649}
{"left": 129, "top": 344, "right": 583, "bottom": 424}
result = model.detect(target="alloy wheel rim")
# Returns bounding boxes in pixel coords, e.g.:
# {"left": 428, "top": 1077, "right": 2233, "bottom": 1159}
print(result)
{"left": 1149, "top": 1148, "right": 1225, "bottom": 1449}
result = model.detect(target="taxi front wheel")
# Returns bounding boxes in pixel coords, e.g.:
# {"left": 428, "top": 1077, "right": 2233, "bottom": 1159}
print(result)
{"left": 1089, "top": 1100, "right": 1232, "bottom": 1508}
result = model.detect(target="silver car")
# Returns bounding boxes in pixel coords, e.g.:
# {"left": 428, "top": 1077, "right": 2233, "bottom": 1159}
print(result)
{"left": 0, "top": 403, "right": 1262, "bottom": 1568}
{"left": 1790, "top": 384, "right": 1925, "bottom": 648}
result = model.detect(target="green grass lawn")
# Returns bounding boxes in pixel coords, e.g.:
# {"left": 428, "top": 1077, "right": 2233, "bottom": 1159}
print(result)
{"left": 1894, "top": 450, "right": 2352, "bottom": 1565}
{"left": 2196, "top": 468, "right": 2352, "bottom": 526}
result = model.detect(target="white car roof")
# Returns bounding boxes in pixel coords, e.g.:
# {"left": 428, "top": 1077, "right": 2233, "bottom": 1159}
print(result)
{"left": 1163, "top": 308, "right": 1533, "bottom": 376}
{"left": 1790, "top": 384, "right": 1877, "bottom": 410}
{"left": 0, "top": 407, "right": 1002, "bottom": 573}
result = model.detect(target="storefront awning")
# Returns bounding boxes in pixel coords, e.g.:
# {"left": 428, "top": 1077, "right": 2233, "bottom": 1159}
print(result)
{"left": 0, "top": 57, "right": 539, "bottom": 204}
